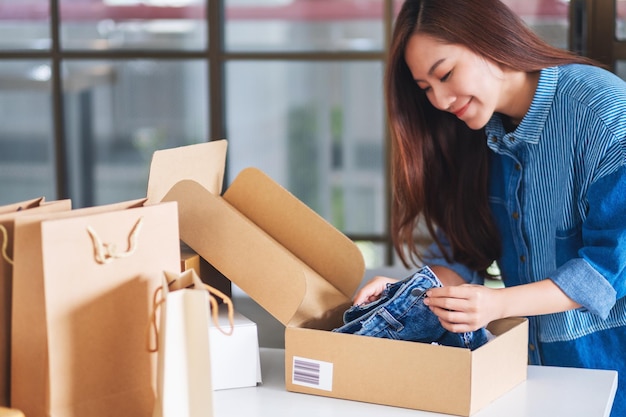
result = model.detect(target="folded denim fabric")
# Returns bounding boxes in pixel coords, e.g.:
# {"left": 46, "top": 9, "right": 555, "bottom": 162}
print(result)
{"left": 332, "top": 266, "right": 490, "bottom": 350}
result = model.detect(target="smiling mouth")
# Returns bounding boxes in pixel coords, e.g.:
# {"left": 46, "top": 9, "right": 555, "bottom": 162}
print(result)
{"left": 453, "top": 100, "right": 471, "bottom": 118}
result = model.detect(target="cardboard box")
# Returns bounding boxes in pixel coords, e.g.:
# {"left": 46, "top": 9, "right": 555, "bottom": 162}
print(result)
{"left": 180, "top": 244, "right": 201, "bottom": 276}
{"left": 180, "top": 242, "right": 232, "bottom": 301}
{"left": 149, "top": 141, "right": 232, "bottom": 302}
{"left": 150, "top": 141, "right": 529, "bottom": 416}
{"left": 209, "top": 304, "right": 262, "bottom": 390}
{"left": 0, "top": 408, "right": 24, "bottom": 417}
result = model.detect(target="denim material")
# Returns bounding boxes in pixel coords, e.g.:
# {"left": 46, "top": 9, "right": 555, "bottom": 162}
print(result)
{"left": 539, "top": 324, "right": 626, "bottom": 417}
{"left": 424, "top": 65, "right": 626, "bottom": 366}
{"left": 332, "top": 266, "right": 489, "bottom": 350}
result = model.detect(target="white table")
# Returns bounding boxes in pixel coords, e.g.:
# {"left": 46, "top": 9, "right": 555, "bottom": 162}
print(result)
{"left": 213, "top": 347, "right": 618, "bottom": 417}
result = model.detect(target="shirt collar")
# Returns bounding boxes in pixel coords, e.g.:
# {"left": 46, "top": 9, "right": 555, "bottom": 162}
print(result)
{"left": 485, "top": 66, "right": 559, "bottom": 145}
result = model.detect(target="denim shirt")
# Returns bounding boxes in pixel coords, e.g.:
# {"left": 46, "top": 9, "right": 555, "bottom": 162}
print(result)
{"left": 424, "top": 64, "right": 626, "bottom": 364}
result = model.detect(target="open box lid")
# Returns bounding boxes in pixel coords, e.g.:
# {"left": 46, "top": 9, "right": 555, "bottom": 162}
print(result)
{"left": 146, "top": 140, "right": 227, "bottom": 205}
{"left": 162, "top": 168, "right": 366, "bottom": 327}
{"left": 223, "top": 168, "right": 365, "bottom": 302}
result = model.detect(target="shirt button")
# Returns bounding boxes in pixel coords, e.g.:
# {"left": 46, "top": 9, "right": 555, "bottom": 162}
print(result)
{"left": 515, "top": 163, "right": 521, "bottom": 171}
{"left": 512, "top": 212, "right": 520, "bottom": 220}
{"left": 529, "top": 344, "right": 536, "bottom": 351}
{"left": 490, "top": 136, "right": 498, "bottom": 143}
{"left": 510, "top": 136, "right": 516, "bottom": 142}
{"left": 520, "top": 255, "right": 526, "bottom": 263}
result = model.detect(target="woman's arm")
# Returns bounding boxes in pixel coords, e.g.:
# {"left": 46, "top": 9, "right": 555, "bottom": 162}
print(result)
{"left": 424, "top": 277, "right": 581, "bottom": 333}
{"left": 353, "top": 265, "right": 582, "bottom": 332}
{"left": 429, "top": 265, "right": 467, "bottom": 286}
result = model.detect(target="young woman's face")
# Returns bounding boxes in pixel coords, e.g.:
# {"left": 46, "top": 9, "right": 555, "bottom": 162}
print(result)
{"left": 404, "top": 33, "right": 505, "bottom": 130}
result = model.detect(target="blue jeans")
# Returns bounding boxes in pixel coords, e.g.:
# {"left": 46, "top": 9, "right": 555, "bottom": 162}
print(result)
{"left": 333, "top": 266, "right": 490, "bottom": 350}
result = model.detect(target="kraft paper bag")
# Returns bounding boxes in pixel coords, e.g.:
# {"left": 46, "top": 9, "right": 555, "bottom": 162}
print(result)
{"left": 0, "top": 198, "right": 71, "bottom": 407}
{"left": 0, "top": 197, "right": 44, "bottom": 215}
{"left": 151, "top": 269, "right": 234, "bottom": 417}
{"left": 11, "top": 199, "right": 180, "bottom": 417}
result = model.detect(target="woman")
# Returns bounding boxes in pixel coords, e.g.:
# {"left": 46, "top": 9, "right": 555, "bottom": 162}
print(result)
{"left": 354, "top": 0, "right": 626, "bottom": 414}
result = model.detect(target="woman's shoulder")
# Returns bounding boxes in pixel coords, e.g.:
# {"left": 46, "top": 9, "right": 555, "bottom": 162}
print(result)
{"left": 552, "top": 64, "right": 626, "bottom": 114}
{"left": 557, "top": 62, "right": 616, "bottom": 78}
{"left": 556, "top": 63, "right": 626, "bottom": 95}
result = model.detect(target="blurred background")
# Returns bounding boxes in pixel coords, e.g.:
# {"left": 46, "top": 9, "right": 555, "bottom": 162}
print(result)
{"left": 0, "top": 0, "right": 623, "bottom": 269}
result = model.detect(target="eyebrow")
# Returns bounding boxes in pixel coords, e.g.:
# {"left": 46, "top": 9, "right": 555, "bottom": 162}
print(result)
{"left": 414, "top": 58, "right": 446, "bottom": 82}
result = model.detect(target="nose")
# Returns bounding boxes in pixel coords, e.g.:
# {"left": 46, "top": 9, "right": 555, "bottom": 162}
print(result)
{"left": 428, "top": 85, "right": 455, "bottom": 111}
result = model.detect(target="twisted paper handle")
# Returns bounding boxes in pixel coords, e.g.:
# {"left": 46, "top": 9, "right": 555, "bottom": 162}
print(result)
{"left": 206, "top": 284, "right": 235, "bottom": 336}
{"left": 147, "top": 278, "right": 235, "bottom": 353}
{"left": 147, "top": 287, "right": 165, "bottom": 353}
{"left": 87, "top": 217, "right": 143, "bottom": 264}
{"left": 0, "top": 224, "right": 14, "bottom": 265}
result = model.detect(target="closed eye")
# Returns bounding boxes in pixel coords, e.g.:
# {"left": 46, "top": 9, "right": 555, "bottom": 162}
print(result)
{"left": 417, "top": 70, "right": 451, "bottom": 92}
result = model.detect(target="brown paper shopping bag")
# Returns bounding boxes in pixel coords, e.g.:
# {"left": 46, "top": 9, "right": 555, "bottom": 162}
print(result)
{"left": 0, "top": 197, "right": 44, "bottom": 215}
{"left": 150, "top": 269, "right": 234, "bottom": 417}
{"left": 11, "top": 199, "right": 180, "bottom": 417}
{"left": 0, "top": 198, "right": 71, "bottom": 407}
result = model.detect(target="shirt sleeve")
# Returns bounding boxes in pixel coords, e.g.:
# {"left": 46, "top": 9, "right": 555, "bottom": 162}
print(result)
{"left": 422, "top": 230, "right": 485, "bottom": 285}
{"left": 549, "top": 164, "right": 626, "bottom": 319}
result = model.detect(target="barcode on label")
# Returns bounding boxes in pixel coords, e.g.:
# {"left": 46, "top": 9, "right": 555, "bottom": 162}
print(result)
{"left": 292, "top": 356, "right": 333, "bottom": 391}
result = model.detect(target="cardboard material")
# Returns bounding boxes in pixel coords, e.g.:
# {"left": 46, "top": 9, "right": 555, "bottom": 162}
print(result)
{"left": 0, "top": 407, "right": 24, "bottom": 417}
{"left": 151, "top": 142, "right": 528, "bottom": 416}
{"left": 180, "top": 243, "right": 231, "bottom": 301}
{"left": 11, "top": 199, "right": 181, "bottom": 417}
{"left": 0, "top": 197, "right": 44, "bottom": 215}
{"left": 209, "top": 304, "right": 262, "bottom": 390}
{"left": 0, "top": 198, "right": 72, "bottom": 407}
{"left": 146, "top": 140, "right": 227, "bottom": 205}
{"left": 180, "top": 244, "right": 201, "bottom": 276}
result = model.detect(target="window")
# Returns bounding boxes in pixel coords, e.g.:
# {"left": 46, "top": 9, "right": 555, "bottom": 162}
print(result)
{"left": 0, "top": 0, "right": 575, "bottom": 268}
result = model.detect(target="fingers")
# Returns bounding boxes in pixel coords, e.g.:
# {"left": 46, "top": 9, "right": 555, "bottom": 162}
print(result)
{"left": 428, "top": 305, "right": 482, "bottom": 332}
{"left": 352, "top": 290, "right": 375, "bottom": 306}
{"left": 425, "top": 285, "right": 479, "bottom": 307}
{"left": 424, "top": 285, "right": 487, "bottom": 332}
{"left": 353, "top": 278, "right": 491, "bottom": 332}
{"left": 425, "top": 293, "right": 471, "bottom": 313}
{"left": 352, "top": 276, "right": 398, "bottom": 306}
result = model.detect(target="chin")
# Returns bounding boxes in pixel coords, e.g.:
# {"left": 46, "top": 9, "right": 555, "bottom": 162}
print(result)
{"left": 463, "top": 120, "right": 486, "bottom": 131}
{"left": 462, "top": 115, "right": 490, "bottom": 130}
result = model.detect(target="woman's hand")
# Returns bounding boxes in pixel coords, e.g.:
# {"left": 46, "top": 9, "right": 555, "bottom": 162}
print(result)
{"left": 352, "top": 276, "right": 399, "bottom": 306}
{"left": 424, "top": 284, "right": 503, "bottom": 333}
{"left": 424, "top": 278, "right": 581, "bottom": 333}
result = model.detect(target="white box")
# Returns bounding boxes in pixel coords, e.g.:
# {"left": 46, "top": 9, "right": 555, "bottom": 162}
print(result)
{"left": 209, "top": 304, "right": 262, "bottom": 390}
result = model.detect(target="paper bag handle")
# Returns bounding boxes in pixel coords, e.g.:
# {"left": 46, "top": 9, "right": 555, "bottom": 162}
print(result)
{"left": 87, "top": 217, "right": 143, "bottom": 264}
{"left": 147, "top": 278, "right": 235, "bottom": 353}
{"left": 0, "top": 224, "right": 14, "bottom": 265}
{"left": 203, "top": 283, "right": 235, "bottom": 336}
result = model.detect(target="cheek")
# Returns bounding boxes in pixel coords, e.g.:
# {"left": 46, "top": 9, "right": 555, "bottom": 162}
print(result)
{"left": 467, "top": 74, "right": 499, "bottom": 109}
{"left": 473, "top": 65, "right": 502, "bottom": 101}
{"left": 452, "top": 69, "right": 486, "bottom": 98}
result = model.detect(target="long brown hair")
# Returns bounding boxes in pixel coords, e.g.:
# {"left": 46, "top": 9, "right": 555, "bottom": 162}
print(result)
{"left": 386, "top": 0, "right": 597, "bottom": 274}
